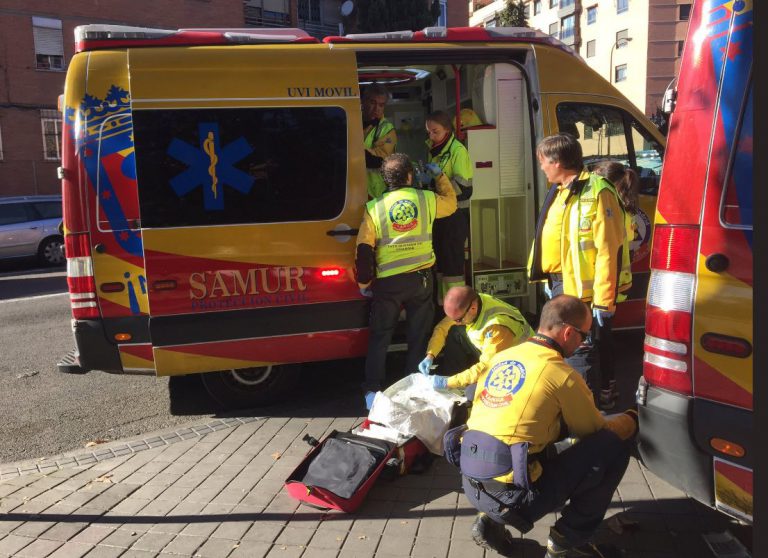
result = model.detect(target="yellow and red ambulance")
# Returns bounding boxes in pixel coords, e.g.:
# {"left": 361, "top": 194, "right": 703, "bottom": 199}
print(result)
{"left": 636, "top": 0, "right": 753, "bottom": 523}
{"left": 58, "top": 24, "right": 665, "bottom": 407}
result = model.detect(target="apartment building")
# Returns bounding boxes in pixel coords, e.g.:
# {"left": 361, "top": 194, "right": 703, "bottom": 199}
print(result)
{"left": 469, "top": 0, "right": 692, "bottom": 117}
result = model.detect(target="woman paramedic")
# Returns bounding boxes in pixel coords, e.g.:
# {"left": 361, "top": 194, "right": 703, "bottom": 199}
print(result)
{"left": 425, "top": 110, "right": 473, "bottom": 305}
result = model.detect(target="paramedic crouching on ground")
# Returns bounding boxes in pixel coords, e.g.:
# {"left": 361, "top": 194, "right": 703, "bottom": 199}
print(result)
{"left": 418, "top": 286, "right": 533, "bottom": 396}
{"left": 356, "top": 153, "right": 457, "bottom": 409}
{"left": 451, "top": 295, "right": 637, "bottom": 558}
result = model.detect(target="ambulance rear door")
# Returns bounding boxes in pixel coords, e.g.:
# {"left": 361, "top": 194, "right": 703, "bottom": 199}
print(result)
{"left": 127, "top": 45, "right": 369, "bottom": 375}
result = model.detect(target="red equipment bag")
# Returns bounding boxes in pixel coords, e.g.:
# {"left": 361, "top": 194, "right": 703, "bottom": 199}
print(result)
{"left": 284, "top": 427, "right": 433, "bottom": 513}
{"left": 284, "top": 430, "right": 396, "bottom": 513}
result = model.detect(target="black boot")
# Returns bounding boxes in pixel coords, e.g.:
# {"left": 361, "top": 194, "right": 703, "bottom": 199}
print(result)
{"left": 546, "top": 527, "right": 623, "bottom": 558}
{"left": 470, "top": 512, "right": 516, "bottom": 555}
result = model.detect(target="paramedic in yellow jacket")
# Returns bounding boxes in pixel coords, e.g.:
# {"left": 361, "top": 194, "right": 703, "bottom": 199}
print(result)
{"left": 425, "top": 111, "right": 474, "bottom": 302}
{"left": 418, "top": 286, "right": 533, "bottom": 394}
{"left": 356, "top": 153, "right": 457, "bottom": 409}
{"left": 527, "top": 133, "right": 631, "bottom": 410}
{"left": 454, "top": 295, "right": 638, "bottom": 557}
{"left": 362, "top": 84, "right": 398, "bottom": 199}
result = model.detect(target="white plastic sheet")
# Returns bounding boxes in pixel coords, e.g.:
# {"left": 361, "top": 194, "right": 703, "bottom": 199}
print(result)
{"left": 366, "top": 374, "right": 466, "bottom": 455}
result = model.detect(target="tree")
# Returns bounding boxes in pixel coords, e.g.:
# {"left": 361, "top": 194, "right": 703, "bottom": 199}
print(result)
{"left": 355, "top": 0, "right": 442, "bottom": 33}
{"left": 498, "top": 0, "right": 529, "bottom": 27}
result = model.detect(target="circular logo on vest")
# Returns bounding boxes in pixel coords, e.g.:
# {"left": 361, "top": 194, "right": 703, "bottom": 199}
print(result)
{"left": 389, "top": 200, "right": 419, "bottom": 232}
{"left": 579, "top": 217, "right": 592, "bottom": 232}
{"left": 479, "top": 359, "right": 527, "bottom": 408}
{"left": 630, "top": 209, "right": 652, "bottom": 263}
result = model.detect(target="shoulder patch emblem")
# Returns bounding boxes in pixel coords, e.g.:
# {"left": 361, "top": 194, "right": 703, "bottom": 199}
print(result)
{"left": 605, "top": 208, "right": 613, "bottom": 218}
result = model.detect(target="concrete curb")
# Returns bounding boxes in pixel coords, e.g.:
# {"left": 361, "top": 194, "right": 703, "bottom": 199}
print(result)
{"left": 0, "top": 416, "right": 263, "bottom": 481}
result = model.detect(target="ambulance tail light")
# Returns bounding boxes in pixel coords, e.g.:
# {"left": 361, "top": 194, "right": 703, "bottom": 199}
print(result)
{"left": 65, "top": 233, "right": 99, "bottom": 320}
{"left": 642, "top": 224, "right": 699, "bottom": 396}
{"left": 318, "top": 267, "right": 345, "bottom": 279}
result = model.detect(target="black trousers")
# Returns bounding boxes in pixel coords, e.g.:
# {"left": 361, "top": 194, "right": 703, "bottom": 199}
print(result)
{"left": 433, "top": 208, "right": 469, "bottom": 277}
{"left": 549, "top": 278, "right": 616, "bottom": 398}
{"left": 362, "top": 269, "right": 434, "bottom": 393}
{"left": 462, "top": 429, "right": 631, "bottom": 546}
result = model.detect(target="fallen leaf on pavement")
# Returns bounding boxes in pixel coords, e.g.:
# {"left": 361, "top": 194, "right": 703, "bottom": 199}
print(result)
{"left": 94, "top": 474, "right": 113, "bottom": 484}
{"left": 605, "top": 515, "right": 640, "bottom": 534}
{"left": 85, "top": 439, "right": 108, "bottom": 448}
{"left": 271, "top": 452, "right": 282, "bottom": 460}
{"left": 358, "top": 535, "right": 367, "bottom": 540}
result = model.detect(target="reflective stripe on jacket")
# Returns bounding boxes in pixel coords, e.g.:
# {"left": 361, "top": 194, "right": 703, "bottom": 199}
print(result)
{"left": 366, "top": 187, "right": 437, "bottom": 278}
{"left": 466, "top": 294, "right": 534, "bottom": 350}
{"left": 427, "top": 134, "right": 473, "bottom": 209}
{"left": 364, "top": 118, "right": 396, "bottom": 199}
{"left": 527, "top": 170, "right": 632, "bottom": 311}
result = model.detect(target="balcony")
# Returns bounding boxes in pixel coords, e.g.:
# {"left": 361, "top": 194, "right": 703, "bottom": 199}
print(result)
{"left": 300, "top": 20, "right": 341, "bottom": 39}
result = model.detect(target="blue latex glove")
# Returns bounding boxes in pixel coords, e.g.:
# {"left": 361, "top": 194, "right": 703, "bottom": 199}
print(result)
{"left": 592, "top": 308, "right": 614, "bottom": 327}
{"left": 425, "top": 162, "right": 442, "bottom": 177}
{"left": 431, "top": 376, "right": 448, "bottom": 389}
{"left": 360, "top": 287, "right": 373, "bottom": 298}
{"left": 418, "top": 355, "right": 434, "bottom": 375}
{"left": 544, "top": 283, "right": 552, "bottom": 299}
{"left": 416, "top": 170, "right": 432, "bottom": 186}
{"left": 364, "top": 391, "right": 376, "bottom": 410}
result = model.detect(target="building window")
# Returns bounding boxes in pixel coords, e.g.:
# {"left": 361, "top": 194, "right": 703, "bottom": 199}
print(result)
{"left": 560, "top": 15, "right": 575, "bottom": 40}
{"left": 32, "top": 17, "right": 64, "bottom": 71}
{"left": 587, "top": 6, "right": 597, "bottom": 24}
{"left": 679, "top": 4, "right": 691, "bottom": 20}
{"left": 298, "top": 0, "right": 321, "bottom": 22}
{"left": 560, "top": 0, "right": 574, "bottom": 7}
{"left": 549, "top": 22, "right": 558, "bottom": 36}
{"left": 586, "top": 39, "right": 596, "bottom": 57}
{"left": 677, "top": 40, "right": 685, "bottom": 56}
{"left": 616, "top": 29, "right": 629, "bottom": 47}
{"left": 617, "top": 0, "right": 629, "bottom": 14}
{"left": 40, "top": 109, "right": 61, "bottom": 160}
{"left": 244, "top": 0, "right": 290, "bottom": 27}
{"left": 486, "top": 18, "right": 497, "bottom": 27}
{"left": 534, "top": 0, "right": 542, "bottom": 15}
{"left": 615, "top": 63, "right": 627, "bottom": 82}
{"left": 549, "top": 0, "right": 558, "bottom": 9}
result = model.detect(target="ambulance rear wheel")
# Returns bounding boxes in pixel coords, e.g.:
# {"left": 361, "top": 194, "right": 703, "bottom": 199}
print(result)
{"left": 200, "top": 364, "right": 301, "bottom": 409}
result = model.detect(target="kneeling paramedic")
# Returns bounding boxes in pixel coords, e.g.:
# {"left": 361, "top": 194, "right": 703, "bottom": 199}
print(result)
{"left": 443, "top": 295, "right": 638, "bottom": 557}
{"left": 418, "top": 286, "right": 533, "bottom": 398}
{"left": 356, "top": 153, "right": 457, "bottom": 409}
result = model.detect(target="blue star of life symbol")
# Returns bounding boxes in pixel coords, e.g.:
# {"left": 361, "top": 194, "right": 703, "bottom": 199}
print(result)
{"left": 167, "top": 122, "right": 254, "bottom": 211}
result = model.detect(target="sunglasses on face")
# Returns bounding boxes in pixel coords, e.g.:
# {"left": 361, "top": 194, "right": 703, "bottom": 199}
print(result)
{"left": 454, "top": 299, "right": 477, "bottom": 324}
{"left": 561, "top": 322, "right": 589, "bottom": 342}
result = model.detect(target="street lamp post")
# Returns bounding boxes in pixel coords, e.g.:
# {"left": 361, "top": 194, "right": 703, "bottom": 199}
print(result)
{"left": 609, "top": 36, "right": 633, "bottom": 83}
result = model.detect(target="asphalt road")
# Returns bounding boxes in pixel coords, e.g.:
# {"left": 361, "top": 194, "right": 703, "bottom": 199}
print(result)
{"left": 0, "top": 263, "right": 369, "bottom": 464}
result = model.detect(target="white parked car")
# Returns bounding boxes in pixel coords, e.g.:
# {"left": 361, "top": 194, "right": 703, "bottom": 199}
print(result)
{"left": 0, "top": 196, "right": 64, "bottom": 265}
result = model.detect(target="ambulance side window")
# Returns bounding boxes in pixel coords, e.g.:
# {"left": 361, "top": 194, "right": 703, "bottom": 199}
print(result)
{"left": 133, "top": 106, "right": 347, "bottom": 228}
{"left": 556, "top": 103, "right": 662, "bottom": 194}
{"left": 721, "top": 84, "right": 752, "bottom": 228}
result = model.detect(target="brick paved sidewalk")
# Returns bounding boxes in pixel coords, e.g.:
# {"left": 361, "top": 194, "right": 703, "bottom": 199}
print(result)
{"left": 0, "top": 416, "right": 745, "bottom": 558}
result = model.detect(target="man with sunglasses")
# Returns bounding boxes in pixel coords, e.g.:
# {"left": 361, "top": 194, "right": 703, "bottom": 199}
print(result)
{"left": 447, "top": 295, "right": 637, "bottom": 557}
{"left": 418, "top": 286, "right": 533, "bottom": 393}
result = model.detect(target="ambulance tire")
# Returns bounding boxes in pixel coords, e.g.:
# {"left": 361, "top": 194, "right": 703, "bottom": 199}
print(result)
{"left": 200, "top": 364, "right": 301, "bottom": 409}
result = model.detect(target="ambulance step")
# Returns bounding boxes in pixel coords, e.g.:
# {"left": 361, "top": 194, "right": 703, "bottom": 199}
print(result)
{"left": 57, "top": 349, "right": 86, "bottom": 374}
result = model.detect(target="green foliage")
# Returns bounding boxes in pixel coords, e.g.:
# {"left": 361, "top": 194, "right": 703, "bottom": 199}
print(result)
{"left": 356, "top": 0, "right": 442, "bottom": 33}
{"left": 498, "top": 0, "right": 529, "bottom": 27}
